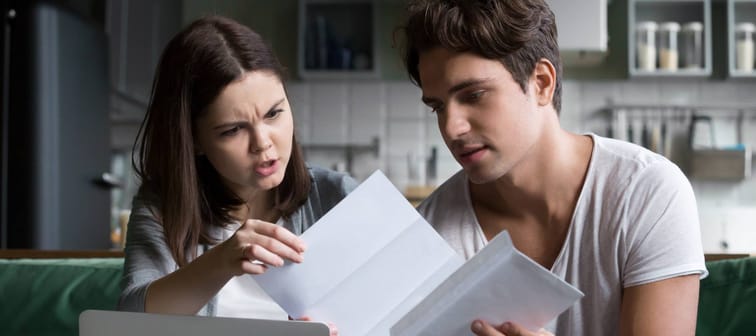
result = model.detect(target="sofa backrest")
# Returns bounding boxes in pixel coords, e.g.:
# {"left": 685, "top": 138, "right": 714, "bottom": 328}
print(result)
{"left": 1, "top": 255, "right": 754, "bottom": 336}
{"left": 697, "top": 256, "right": 756, "bottom": 336}
{"left": 0, "top": 258, "right": 123, "bottom": 336}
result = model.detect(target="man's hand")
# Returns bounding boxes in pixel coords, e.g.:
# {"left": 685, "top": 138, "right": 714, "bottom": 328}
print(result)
{"left": 471, "top": 320, "right": 554, "bottom": 336}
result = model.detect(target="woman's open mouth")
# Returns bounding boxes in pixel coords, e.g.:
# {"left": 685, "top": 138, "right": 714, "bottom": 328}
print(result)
{"left": 255, "top": 159, "right": 279, "bottom": 177}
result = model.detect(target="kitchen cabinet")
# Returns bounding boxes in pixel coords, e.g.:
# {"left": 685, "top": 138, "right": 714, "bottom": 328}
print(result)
{"left": 297, "top": 0, "right": 378, "bottom": 79}
{"left": 106, "top": 0, "right": 181, "bottom": 149}
{"left": 728, "top": 0, "right": 756, "bottom": 77}
{"left": 628, "top": 0, "right": 712, "bottom": 77}
{"left": 546, "top": 0, "right": 607, "bottom": 52}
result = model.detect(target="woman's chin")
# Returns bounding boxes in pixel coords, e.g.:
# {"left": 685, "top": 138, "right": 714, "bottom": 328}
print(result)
{"left": 256, "top": 174, "right": 285, "bottom": 191}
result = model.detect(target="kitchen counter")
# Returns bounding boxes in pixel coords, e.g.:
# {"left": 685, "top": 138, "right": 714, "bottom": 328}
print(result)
{"left": 404, "top": 185, "right": 436, "bottom": 207}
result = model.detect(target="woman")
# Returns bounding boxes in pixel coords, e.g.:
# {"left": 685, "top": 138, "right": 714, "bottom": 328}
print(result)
{"left": 117, "top": 15, "right": 356, "bottom": 326}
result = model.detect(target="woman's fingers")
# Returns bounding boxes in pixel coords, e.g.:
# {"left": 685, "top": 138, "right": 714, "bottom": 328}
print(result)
{"left": 327, "top": 322, "right": 338, "bottom": 336}
{"left": 244, "top": 243, "right": 287, "bottom": 267}
{"left": 240, "top": 258, "right": 268, "bottom": 274}
{"left": 247, "top": 219, "right": 307, "bottom": 253}
{"left": 235, "top": 220, "right": 305, "bottom": 269}
{"left": 296, "top": 316, "right": 337, "bottom": 336}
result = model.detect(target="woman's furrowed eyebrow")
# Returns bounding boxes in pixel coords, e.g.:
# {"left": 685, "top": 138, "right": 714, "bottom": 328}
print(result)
{"left": 211, "top": 98, "right": 287, "bottom": 130}
{"left": 212, "top": 121, "right": 246, "bottom": 130}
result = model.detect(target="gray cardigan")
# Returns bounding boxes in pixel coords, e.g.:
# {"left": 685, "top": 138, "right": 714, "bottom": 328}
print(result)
{"left": 117, "top": 166, "right": 358, "bottom": 315}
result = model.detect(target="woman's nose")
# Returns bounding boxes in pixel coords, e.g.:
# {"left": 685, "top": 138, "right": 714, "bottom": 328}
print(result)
{"left": 249, "top": 128, "right": 272, "bottom": 153}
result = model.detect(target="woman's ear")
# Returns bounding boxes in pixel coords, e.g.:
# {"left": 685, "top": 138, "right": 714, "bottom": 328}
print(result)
{"left": 532, "top": 58, "right": 556, "bottom": 107}
{"left": 194, "top": 142, "right": 204, "bottom": 156}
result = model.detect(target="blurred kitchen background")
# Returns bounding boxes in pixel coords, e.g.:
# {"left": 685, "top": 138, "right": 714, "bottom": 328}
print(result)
{"left": 0, "top": 0, "right": 754, "bottom": 254}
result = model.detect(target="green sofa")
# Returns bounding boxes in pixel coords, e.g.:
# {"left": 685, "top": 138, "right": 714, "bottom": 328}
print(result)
{"left": 0, "top": 258, "right": 122, "bottom": 336}
{"left": 696, "top": 256, "right": 756, "bottom": 335}
{"left": 0, "top": 256, "right": 754, "bottom": 336}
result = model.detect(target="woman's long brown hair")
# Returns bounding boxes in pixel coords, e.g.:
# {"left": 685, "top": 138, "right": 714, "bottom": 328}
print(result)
{"left": 133, "top": 16, "right": 311, "bottom": 267}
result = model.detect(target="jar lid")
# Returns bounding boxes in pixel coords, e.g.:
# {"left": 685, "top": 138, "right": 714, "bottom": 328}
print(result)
{"left": 636, "top": 21, "right": 658, "bottom": 30}
{"left": 659, "top": 22, "right": 681, "bottom": 32}
{"left": 735, "top": 22, "right": 755, "bottom": 33}
{"left": 682, "top": 22, "right": 703, "bottom": 31}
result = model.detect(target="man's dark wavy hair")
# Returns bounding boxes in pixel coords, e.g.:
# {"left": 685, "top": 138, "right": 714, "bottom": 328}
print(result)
{"left": 399, "top": 0, "right": 563, "bottom": 113}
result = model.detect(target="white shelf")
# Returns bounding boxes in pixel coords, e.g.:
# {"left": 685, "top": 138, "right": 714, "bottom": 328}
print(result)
{"left": 628, "top": 0, "right": 712, "bottom": 77}
{"left": 728, "top": 0, "right": 756, "bottom": 78}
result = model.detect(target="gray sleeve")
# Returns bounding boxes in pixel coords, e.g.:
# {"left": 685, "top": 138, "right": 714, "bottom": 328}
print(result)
{"left": 117, "top": 190, "right": 178, "bottom": 312}
{"left": 310, "top": 166, "right": 358, "bottom": 214}
{"left": 292, "top": 166, "right": 358, "bottom": 233}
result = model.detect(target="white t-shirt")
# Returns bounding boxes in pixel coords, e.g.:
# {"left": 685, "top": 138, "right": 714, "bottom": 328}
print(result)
{"left": 417, "top": 134, "right": 708, "bottom": 336}
{"left": 215, "top": 220, "right": 289, "bottom": 320}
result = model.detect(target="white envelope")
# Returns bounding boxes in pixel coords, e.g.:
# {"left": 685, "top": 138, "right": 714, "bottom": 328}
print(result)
{"left": 390, "top": 230, "right": 585, "bottom": 336}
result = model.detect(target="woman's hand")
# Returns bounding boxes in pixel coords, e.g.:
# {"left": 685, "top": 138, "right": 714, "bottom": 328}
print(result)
{"left": 296, "top": 316, "right": 338, "bottom": 336}
{"left": 221, "top": 219, "right": 307, "bottom": 276}
{"left": 471, "top": 320, "right": 554, "bottom": 336}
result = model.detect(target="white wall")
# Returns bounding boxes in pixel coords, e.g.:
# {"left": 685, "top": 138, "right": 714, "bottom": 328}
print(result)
{"left": 290, "top": 78, "right": 756, "bottom": 254}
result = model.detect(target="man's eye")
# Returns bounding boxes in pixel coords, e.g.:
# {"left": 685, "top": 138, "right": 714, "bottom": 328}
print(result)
{"left": 221, "top": 126, "right": 241, "bottom": 136}
{"left": 428, "top": 104, "right": 443, "bottom": 114}
{"left": 463, "top": 90, "right": 485, "bottom": 103}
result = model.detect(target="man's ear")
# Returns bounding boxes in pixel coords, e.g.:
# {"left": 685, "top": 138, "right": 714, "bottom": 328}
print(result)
{"left": 532, "top": 58, "right": 556, "bottom": 107}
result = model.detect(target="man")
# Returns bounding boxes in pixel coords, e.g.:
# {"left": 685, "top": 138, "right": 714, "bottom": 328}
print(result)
{"left": 399, "top": 1, "right": 707, "bottom": 335}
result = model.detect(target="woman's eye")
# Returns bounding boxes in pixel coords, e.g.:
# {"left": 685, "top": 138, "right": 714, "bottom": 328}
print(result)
{"left": 265, "top": 109, "right": 283, "bottom": 119}
{"left": 221, "top": 126, "right": 241, "bottom": 137}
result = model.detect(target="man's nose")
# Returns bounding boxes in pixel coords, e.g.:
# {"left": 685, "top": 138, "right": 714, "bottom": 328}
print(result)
{"left": 440, "top": 105, "right": 471, "bottom": 139}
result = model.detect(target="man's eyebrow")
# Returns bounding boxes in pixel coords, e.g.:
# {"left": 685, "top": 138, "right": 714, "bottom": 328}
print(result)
{"left": 421, "top": 78, "right": 494, "bottom": 104}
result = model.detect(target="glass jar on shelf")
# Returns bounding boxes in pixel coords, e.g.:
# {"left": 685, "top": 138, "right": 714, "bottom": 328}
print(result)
{"left": 680, "top": 22, "right": 703, "bottom": 69}
{"left": 735, "top": 22, "right": 755, "bottom": 72}
{"left": 636, "top": 21, "right": 658, "bottom": 71}
{"left": 659, "top": 22, "right": 681, "bottom": 71}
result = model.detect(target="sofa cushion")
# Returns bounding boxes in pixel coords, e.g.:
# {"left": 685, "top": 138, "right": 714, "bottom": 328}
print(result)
{"left": 697, "top": 257, "right": 756, "bottom": 336}
{"left": 0, "top": 258, "right": 123, "bottom": 336}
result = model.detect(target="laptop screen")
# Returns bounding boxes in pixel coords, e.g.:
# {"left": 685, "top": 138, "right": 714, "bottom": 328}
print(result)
{"left": 79, "top": 310, "right": 330, "bottom": 336}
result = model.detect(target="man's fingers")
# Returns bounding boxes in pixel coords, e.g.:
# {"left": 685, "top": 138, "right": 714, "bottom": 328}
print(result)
{"left": 497, "top": 321, "right": 552, "bottom": 336}
{"left": 471, "top": 320, "right": 505, "bottom": 336}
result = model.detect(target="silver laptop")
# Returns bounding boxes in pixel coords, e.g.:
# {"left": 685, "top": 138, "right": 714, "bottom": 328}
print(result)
{"left": 79, "top": 310, "right": 330, "bottom": 336}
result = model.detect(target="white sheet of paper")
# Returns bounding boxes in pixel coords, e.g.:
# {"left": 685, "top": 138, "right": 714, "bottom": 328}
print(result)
{"left": 255, "top": 170, "right": 464, "bottom": 336}
{"left": 390, "top": 231, "right": 584, "bottom": 336}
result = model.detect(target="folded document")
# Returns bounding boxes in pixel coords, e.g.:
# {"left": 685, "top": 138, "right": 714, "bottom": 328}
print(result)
{"left": 255, "top": 170, "right": 583, "bottom": 336}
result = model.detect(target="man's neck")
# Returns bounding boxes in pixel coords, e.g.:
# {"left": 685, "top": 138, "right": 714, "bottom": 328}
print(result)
{"left": 468, "top": 128, "right": 593, "bottom": 268}
{"left": 470, "top": 127, "right": 593, "bottom": 229}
